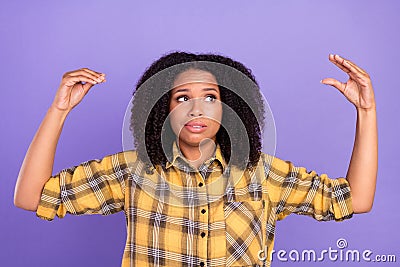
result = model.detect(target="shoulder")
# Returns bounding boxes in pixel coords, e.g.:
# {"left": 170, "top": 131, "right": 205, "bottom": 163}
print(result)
{"left": 101, "top": 150, "right": 139, "bottom": 166}
{"left": 79, "top": 150, "right": 139, "bottom": 171}
{"left": 258, "top": 152, "right": 291, "bottom": 174}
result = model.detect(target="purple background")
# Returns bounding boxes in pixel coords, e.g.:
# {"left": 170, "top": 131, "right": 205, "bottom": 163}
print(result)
{"left": 1, "top": 1, "right": 398, "bottom": 266}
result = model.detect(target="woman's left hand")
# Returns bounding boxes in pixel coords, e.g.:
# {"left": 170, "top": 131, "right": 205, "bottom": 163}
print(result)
{"left": 321, "top": 54, "right": 376, "bottom": 111}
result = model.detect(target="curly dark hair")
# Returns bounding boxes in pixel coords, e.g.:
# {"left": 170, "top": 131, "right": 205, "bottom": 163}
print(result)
{"left": 130, "top": 51, "right": 265, "bottom": 170}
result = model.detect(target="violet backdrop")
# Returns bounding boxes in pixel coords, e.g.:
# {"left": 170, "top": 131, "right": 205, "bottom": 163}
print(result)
{"left": 1, "top": 1, "right": 398, "bottom": 266}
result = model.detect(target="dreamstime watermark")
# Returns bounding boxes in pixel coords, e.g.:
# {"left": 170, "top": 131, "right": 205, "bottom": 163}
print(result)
{"left": 258, "top": 238, "right": 397, "bottom": 263}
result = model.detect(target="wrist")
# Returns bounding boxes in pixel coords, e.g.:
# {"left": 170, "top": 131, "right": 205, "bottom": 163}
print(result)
{"left": 48, "top": 104, "right": 70, "bottom": 120}
{"left": 356, "top": 105, "right": 376, "bottom": 114}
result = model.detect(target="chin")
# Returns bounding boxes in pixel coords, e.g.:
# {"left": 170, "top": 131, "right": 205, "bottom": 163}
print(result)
{"left": 178, "top": 135, "right": 216, "bottom": 147}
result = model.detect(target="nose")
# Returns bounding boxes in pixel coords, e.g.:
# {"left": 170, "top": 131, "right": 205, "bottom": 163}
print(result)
{"left": 188, "top": 98, "right": 204, "bottom": 117}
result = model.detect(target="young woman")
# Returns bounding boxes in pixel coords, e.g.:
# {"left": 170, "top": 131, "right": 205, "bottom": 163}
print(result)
{"left": 14, "top": 52, "right": 377, "bottom": 267}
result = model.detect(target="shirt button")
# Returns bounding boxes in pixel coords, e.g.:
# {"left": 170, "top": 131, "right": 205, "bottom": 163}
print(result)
{"left": 201, "top": 209, "right": 206, "bottom": 214}
{"left": 200, "top": 262, "right": 205, "bottom": 267}
{"left": 200, "top": 232, "right": 206, "bottom": 238}
{"left": 198, "top": 182, "right": 203, "bottom": 187}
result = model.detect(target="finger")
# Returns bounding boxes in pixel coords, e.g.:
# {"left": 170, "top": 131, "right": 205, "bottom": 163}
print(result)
{"left": 81, "top": 68, "right": 103, "bottom": 77}
{"left": 329, "top": 54, "right": 351, "bottom": 73}
{"left": 82, "top": 81, "right": 95, "bottom": 93}
{"left": 79, "top": 69, "right": 106, "bottom": 83}
{"left": 65, "top": 68, "right": 104, "bottom": 77}
{"left": 334, "top": 55, "right": 368, "bottom": 75}
{"left": 331, "top": 55, "right": 367, "bottom": 81}
{"left": 63, "top": 69, "right": 106, "bottom": 83}
{"left": 329, "top": 54, "right": 365, "bottom": 82}
{"left": 81, "top": 68, "right": 106, "bottom": 81}
{"left": 68, "top": 70, "right": 104, "bottom": 83}
{"left": 69, "top": 70, "right": 104, "bottom": 83}
{"left": 342, "top": 60, "right": 367, "bottom": 81}
{"left": 64, "top": 75, "right": 98, "bottom": 86}
{"left": 321, "top": 78, "right": 346, "bottom": 94}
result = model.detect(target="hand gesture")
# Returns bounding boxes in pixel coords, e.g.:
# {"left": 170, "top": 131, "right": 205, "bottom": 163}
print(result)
{"left": 321, "top": 54, "right": 376, "bottom": 111}
{"left": 51, "top": 68, "right": 106, "bottom": 112}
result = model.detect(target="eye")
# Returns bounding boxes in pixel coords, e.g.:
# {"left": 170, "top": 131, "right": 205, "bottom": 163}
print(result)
{"left": 176, "top": 95, "right": 189, "bottom": 102}
{"left": 204, "top": 95, "right": 217, "bottom": 102}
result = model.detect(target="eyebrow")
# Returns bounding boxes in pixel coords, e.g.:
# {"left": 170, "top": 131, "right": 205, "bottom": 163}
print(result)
{"left": 171, "top": 88, "right": 219, "bottom": 94}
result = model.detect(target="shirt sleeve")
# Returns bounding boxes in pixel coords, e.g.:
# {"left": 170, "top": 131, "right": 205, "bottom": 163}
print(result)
{"left": 262, "top": 153, "right": 353, "bottom": 222}
{"left": 36, "top": 150, "right": 137, "bottom": 221}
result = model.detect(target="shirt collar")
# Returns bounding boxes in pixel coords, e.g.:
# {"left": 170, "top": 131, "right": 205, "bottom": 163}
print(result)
{"left": 165, "top": 141, "right": 226, "bottom": 171}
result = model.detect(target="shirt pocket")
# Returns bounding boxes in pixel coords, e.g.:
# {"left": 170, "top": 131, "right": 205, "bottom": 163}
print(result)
{"left": 224, "top": 200, "right": 265, "bottom": 267}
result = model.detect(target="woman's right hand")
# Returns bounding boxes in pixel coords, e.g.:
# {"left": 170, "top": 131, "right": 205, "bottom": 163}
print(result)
{"left": 51, "top": 68, "right": 106, "bottom": 112}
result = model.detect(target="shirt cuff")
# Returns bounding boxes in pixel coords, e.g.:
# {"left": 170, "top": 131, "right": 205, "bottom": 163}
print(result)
{"left": 329, "top": 177, "right": 354, "bottom": 221}
{"left": 36, "top": 175, "right": 66, "bottom": 221}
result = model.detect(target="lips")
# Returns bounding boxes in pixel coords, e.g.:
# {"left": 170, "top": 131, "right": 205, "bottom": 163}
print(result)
{"left": 184, "top": 121, "right": 207, "bottom": 133}
{"left": 185, "top": 121, "right": 207, "bottom": 127}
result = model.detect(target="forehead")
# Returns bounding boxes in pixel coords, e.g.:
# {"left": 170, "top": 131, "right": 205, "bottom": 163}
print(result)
{"left": 172, "top": 69, "right": 218, "bottom": 88}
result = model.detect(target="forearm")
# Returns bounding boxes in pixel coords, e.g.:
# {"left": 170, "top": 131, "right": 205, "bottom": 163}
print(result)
{"left": 346, "top": 107, "right": 378, "bottom": 213}
{"left": 14, "top": 105, "right": 69, "bottom": 211}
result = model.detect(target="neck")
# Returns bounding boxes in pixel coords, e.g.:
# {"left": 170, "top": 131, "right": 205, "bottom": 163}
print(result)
{"left": 178, "top": 139, "right": 216, "bottom": 169}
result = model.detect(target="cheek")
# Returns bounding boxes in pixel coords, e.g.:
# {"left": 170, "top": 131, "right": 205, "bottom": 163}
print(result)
{"left": 205, "top": 103, "right": 223, "bottom": 122}
{"left": 168, "top": 108, "right": 186, "bottom": 135}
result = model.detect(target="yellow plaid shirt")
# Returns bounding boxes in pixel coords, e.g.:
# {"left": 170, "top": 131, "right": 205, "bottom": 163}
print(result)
{"left": 36, "top": 143, "right": 353, "bottom": 267}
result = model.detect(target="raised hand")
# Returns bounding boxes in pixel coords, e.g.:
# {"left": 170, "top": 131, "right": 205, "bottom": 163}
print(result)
{"left": 51, "top": 68, "right": 106, "bottom": 112}
{"left": 321, "top": 54, "right": 376, "bottom": 111}
{"left": 321, "top": 54, "right": 378, "bottom": 213}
